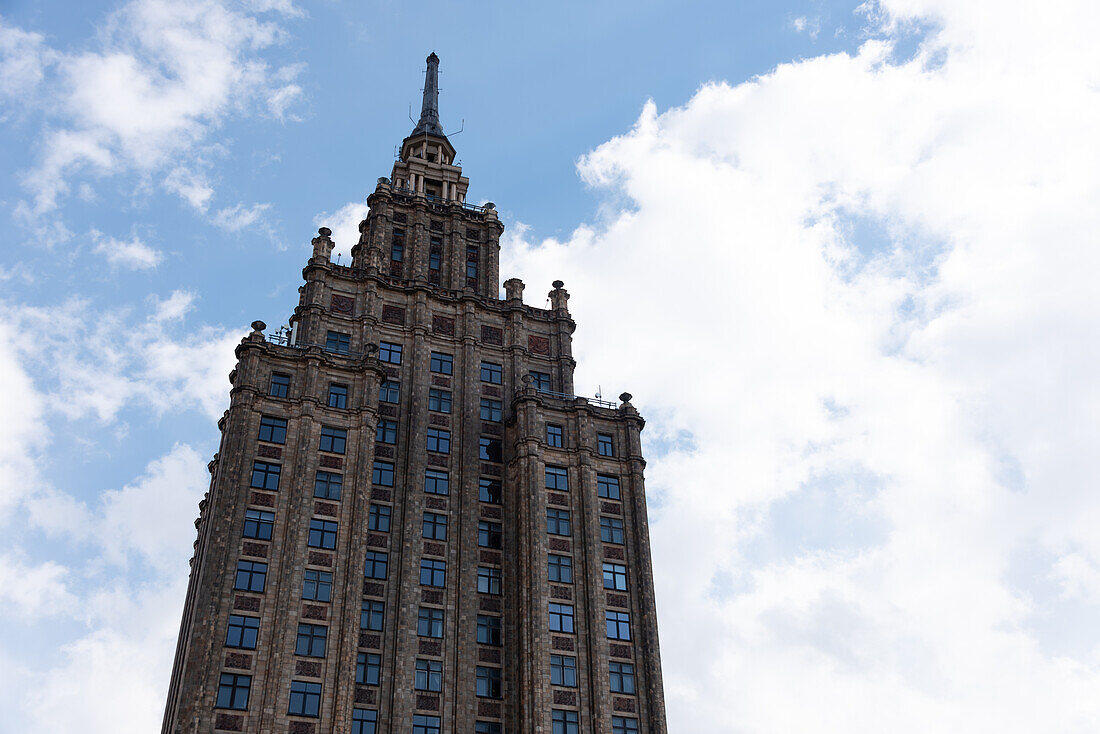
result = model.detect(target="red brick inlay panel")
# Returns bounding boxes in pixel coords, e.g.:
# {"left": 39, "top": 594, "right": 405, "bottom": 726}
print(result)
{"left": 319, "top": 455, "right": 343, "bottom": 470}
{"left": 375, "top": 445, "right": 394, "bottom": 458}
{"left": 423, "top": 541, "right": 446, "bottom": 557}
{"left": 363, "top": 581, "right": 385, "bottom": 598}
{"left": 528, "top": 335, "right": 550, "bottom": 354}
{"left": 295, "top": 660, "right": 321, "bottom": 677}
{"left": 214, "top": 713, "right": 243, "bottom": 731}
{"left": 371, "top": 489, "right": 392, "bottom": 502}
{"left": 481, "top": 505, "right": 502, "bottom": 519}
{"left": 431, "top": 375, "right": 451, "bottom": 387}
{"left": 314, "top": 501, "right": 338, "bottom": 517}
{"left": 478, "top": 647, "right": 501, "bottom": 663}
{"left": 288, "top": 722, "right": 315, "bottom": 734}
{"left": 478, "top": 702, "right": 502, "bottom": 718}
{"left": 548, "top": 492, "right": 569, "bottom": 506}
{"left": 426, "top": 454, "right": 449, "bottom": 468}
{"left": 367, "top": 533, "right": 388, "bottom": 548}
{"left": 606, "top": 592, "right": 629, "bottom": 608}
{"left": 419, "top": 639, "right": 442, "bottom": 656}
{"left": 481, "top": 385, "right": 502, "bottom": 397}
{"left": 233, "top": 595, "right": 260, "bottom": 612}
{"left": 601, "top": 501, "right": 622, "bottom": 515}
{"left": 481, "top": 325, "right": 503, "bottom": 345}
{"left": 613, "top": 697, "right": 637, "bottom": 712}
{"left": 302, "top": 604, "right": 327, "bottom": 620}
{"left": 554, "top": 690, "right": 578, "bottom": 705}
{"left": 381, "top": 305, "right": 405, "bottom": 324}
{"left": 249, "top": 491, "right": 275, "bottom": 507}
{"left": 425, "top": 497, "right": 447, "bottom": 510}
{"left": 241, "top": 542, "right": 268, "bottom": 558}
{"left": 256, "top": 444, "right": 282, "bottom": 459}
{"left": 604, "top": 546, "right": 626, "bottom": 560}
{"left": 432, "top": 315, "right": 455, "bottom": 336}
{"left": 479, "top": 597, "right": 502, "bottom": 612}
{"left": 609, "top": 643, "right": 633, "bottom": 659}
{"left": 331, "top": 294, "right": 354, "bottom": 314}
{"left": 359, "top": 633, "right": 381, "bottom": 649}
{"left": 551, "top": 586, "right": 573, "bottom": 600}
{"left": 548, "top": 538, "right": 571, "bottom": 552}
{"left": 224, "top": 652, "right": 252, "bottom": 669}
{"left": 428, "top": 414, "right": 450, "bottom": 427}
{"left": 307, "top": 551, "right": 333, "bottom": 567}
{"left": 479, "top": 550, "right": 502, "bottom": 565}
{"left": 421, "top": 589, "right": 444, "bottom": 605}
{"left": 551, "top": 636, "right": 575, "bottom": 651}
{"left": 355, "top": 687, "right": 376, "bottom": 704}
{"left": 417, "top": 694, "right": 441, "bottom": 711}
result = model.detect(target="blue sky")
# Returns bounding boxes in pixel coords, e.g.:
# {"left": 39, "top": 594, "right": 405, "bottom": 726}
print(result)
{"left": 3, "top": 1, "right": 1100, "bottom": 732}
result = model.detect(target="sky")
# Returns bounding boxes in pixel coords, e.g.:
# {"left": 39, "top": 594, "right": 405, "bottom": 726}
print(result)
{"left": 1, "top": 0, "right": 1099, "bottom": 731}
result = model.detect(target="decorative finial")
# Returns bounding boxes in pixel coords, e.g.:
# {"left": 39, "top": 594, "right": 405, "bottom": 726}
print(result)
{"left": 619, "top": 392, "right": 633, "bottom": 404}
{"left": 318, "top": 227, "right": 331, "bottom": 237}
{"left": 251, "top": 320, "right": 267, "bottom": 333}
{"left": 552, "top": 280, "right": 564, "bottom": 289}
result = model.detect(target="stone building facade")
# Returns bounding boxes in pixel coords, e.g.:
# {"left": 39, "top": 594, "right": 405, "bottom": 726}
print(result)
{"left": 162, "top": 53, "right": 667, "bottom": 734}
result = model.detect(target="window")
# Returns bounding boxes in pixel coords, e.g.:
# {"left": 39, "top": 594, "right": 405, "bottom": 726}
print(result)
{"left": 552, "top": 709, "right": 579, "bottom": 734}
{"left": 420, "top": 558, "right": 446, "bottom": 587}
{"left": 424, "top": 470, "right": 449, "bottom": 495}
{"left": 216, "top": 673, "right": 251, "bottom": 710}
{"left": 549, "top": 603, "right": 574, "bottom": 633}
{"left": 314, "top": 471, "right": 343, "bottom": 500}
{"left": 295, "top": 623, "right": 327, "bottom": 657}
{"left": 603, "top": 562, "right": 628, "bottom": 590}
{"left": 466, "top": 257, "right": 479, "bottom": 281}
{"left": 428, "top": 388, "right": 451, "bottom": 413}
{"left": 413, "top": 715, "right": 441, "bottom": 734}
{"left": 612, "top": 717, "right": 639, "bottom": 734}
{"left": 368, "top": 504, "right": 391, "bottom": 532}
{"left": 546, "top": 508, "right": 571, "bottom": 536}
{"left": 606, "top": 610, "right": 631, "bottom": 640}
{"left": 430, "top": 352, "right": 453, "bottom": 374}
{"left": 415, "top": 659, "right": 443, "bottom": 692}
{"left": 234, "top": 560, "right": 267, "bottom": 592}
{"left": 379, "top": 380, "right": 400, "bottom": 403}
{"left": 369, "top": 421, "right": 396, "bottom": 448}
{"left": 478, "top": 521, "right": 502, "bottom": 549}
{"left": 423, "top": 512, "right": 447, "bottom": 540}
{"left": 548, "top": 554, "right": 573, "bottom": 583}
{"left": 609, "top": 662, "right": 635, "bottom": 694}
{"left": 418, "top": 607, "right": 444, "bottom": 637}
{"left": 476, "top": 723, "right": 502, "bottom": 734}
{"left": 598, "top": 433, "right": 615, "bottom": 457}
{"left": 308, "top": 518, "right": 338, "bottom": 549}
{"left": 479, "top": 478, "right": 501, "bottom": 504}
{"left": 550, "top": 654, "right": 577, "bottom": 687}
{"left": 529, "top": 370, "right": 551, "bottom": 391}
{"left": 545, "top": 466, "right": 568, "bottom": 491}
{"left": 477, "top": 615, "right": 502, "bottom": 646}
{"left": 479, "top": 437, "right": 502, "bottom": 462}
{"left": 360, "top": 600, "right": 384, "bottom": 631}
{"left": 250, "top": 460, "right": 281, "bottom": 490}
{"left": 601, "top": 516, "right": 624, "bottom": 544}
{"left": 269, "top": 373, "right": 290, "bottom": 398}
{"left": 243, "top": 509, "right": 274, "bottom": 540}
{"left": 326, "top": 330, "right": 350, "bottom": 355}
{"left": 319, "top": 426, "right": 347, "bottom": 454}
{"left": 547, "top": 424, "right": 563, "bottom": 447}
{"left": 391, "top": 231, "right": 404, "bottom": 262}
{"left": 353, "top": 707, "right": 378, "bottom": 734}
{"left": 480, "top": 361, "right": 502, "bottom": 384}
{"left": 477, "top": 566, "right": 501, "bottom": 595}
{"left": 426, "top": 428, "right": 450, "bottom": 454}
{"left": 428, "top": 250, "right": 442, "bottom": 278}
{"left": 328, "top": 384, "right": 348, "bottom": 409}
{"left": 480, "top": 398, "right": 502, "bottom": 422}
{"left": 372, "top": 461, "right": 395, "bottom": 486}
{"left": 302, "top": 569, "right": 332, "bottom": 603}
{"left": 288, "top": 680, "right": 321, "bottom": 717}
{"left": 476, "top": 666, "right": 502, "bottom": 698}
{"left": 378, "top": 341, "right": 402, "bottom": 364}
{"left": 364, "top": 551, "right": 388, "bottom": 580}
{"left": 598, "top": 475, "right": 621, "bottom": 500}
{"left": 357, "top": 653, "right": 381, "bottom": 686}
{"left": 258, "top": 415, "right": 287, "bottom": 444}
{"left": 225, "top": 614, "right": 259, "bottom": 649}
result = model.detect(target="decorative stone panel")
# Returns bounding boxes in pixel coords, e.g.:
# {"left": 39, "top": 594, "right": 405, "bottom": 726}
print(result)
{"left": 302, "top": 604, "right": 327, "bottom": 620}
{"left": 479, "top": 597, "right": 501, "bottom": 612}
{"left": 481, "top": 385, "right": 502, "bottom": 397}
{"left": 330, "top": 294, "right": 354, "bottom": 314}
{"left": 295, "top": 660, "right": 321, "bottom": 677}
{"left": 481, "top": 463, "right": 502, "bottom": 476}
{"left": 481, "top": 325, "right": 502, "bottom": 345}
{"left": 479, "top": 550, "right": 502, "bottom": 565}
{"left": 478, "top": 647, "right": 501, "bottom": 663}
{"left": 613, "top": 697, "right": 637, "bottom": 712}
{"left": 609, "top": 644, "right": 633, "bottom": 659}
{"left": 481, "top": 422, "right": 502, "bottom": 435}
{"left": 431, "top": 375, "right": 451, "bottom": 387}
{"left": 381, "top": 305, "right": 406, "bottom": 324}
{"left": 375, "top": 445, "right": 394, "bottom": 458}
{"left": 477, "top": 702, "right": 502, "bottom": 718}
{"left": 214, "top": 713, "right": 243, "bottom": 731}
{"left": 432, "top": 315, "right": 455, "bottom": 336}
{"left": 224, "top": 652, "right": 252, "bottom": 669}
{"left": 427, "top": 454, "right": 449, "bottom": 468}
{"left": 423, "top": 541, "right": 446, "bottom": 557}
{"left": 288, "top": 722, "right": 315, "bottom": 734}
{"left": 307, "top": 551, "right": 333, "bottom": 567}
{"left": 367, "top": 533, "right": 388, "bottom": 548}
{"left": 233, "top": 595, "right": 260, "bottom": 612}
{"left": 256, "top": 445, "right": 282, "bottom": 459}
{"left": 249, "top": 491, "right": 275, "bottom": 507}
{"left": 417, "top": 694, "right": 441, "bottom": 711}
{"left": 551, "top": 586, "right": 573, "bottom": 601}
{"left": 428, "top": 414, "right": 450, "bottom": 427}
{"left": 554, "top": 690, "right": 577, "bottom": 705}
{"left": 359, "top": 633, "right": 381, "bottom": 649}
{"left": 314, "top": 501, "right": 338, "bottom": 517}
{"left": 528, "top": 335, "right": 550, "bottom": 355}
{"left": 241, "top": 542, "right": 268, "bottom": 558}
{"left": 319, "top": 455, "right": 343, "bottom": 469}
{"left": 548, "top": 493, "right": 569, "bottom": 506}
{"left": 600, "top": 501, "right": 622, "bottom": 515}
{"left": 421, "top": 589, "right": 444, "bottom": 605}
{"left": 430, "top": 220, "right": 443, "bottom": 232}
{"left": 419, "top": 639, "right": 442, "bottom": 656}
{"left": 355, "top": 687, "right": 376, "bottom": 704}
{"left": 551, "top": 636, "right": 575, "bottom": 651}
{"left": 379, "top": 405, "right": 397, "bottom": 417}
{"left": 603, "top": 546, "right": 625, "bottom": 560}
{"left": 548, "top": 538, "right": 571, "bottom": 552}
{"left": 425, "top": 497, "right": 447, "bottom": 510}
{"left": 363, "top": 582, "right": 385, "bottom": 598}
{"left": 371, "top": 489, "right": 392, "bottom": 502}
{"left": 481, "top": 506, "right": 502, "bottom": 519}
{"left": 606, "top": 593, "right": 629, "bottom": 608}
{"left": 384, "top": 365, "right": 400, "bottom": 378}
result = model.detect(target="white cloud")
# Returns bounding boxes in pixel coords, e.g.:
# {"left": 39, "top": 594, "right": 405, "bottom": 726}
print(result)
{"left": 0, "top": 555, "right": 74, "bottom": 620}
{"left": 212, "top": 201, "right": 272, "bottom": 232}
{"left": 314, "top": 199, "right": 369, "bottom": 261}
{"left": 91, "top": 229, "right": 164, "bottom": 269}
{"left": 502, "top": 0, "right": 1100, "bottom": 730}
{"left": 7, "top": 0, "right": 304, "bottom": 218}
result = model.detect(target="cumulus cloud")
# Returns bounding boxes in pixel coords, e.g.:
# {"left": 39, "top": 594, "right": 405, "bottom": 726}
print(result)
{"left": 314, "top": 199, "right": 369, "bottom": 261}
{"left": 502, "top": 1, "right": 1100, "bottom": 731}
{"left": 6, "top": 0, "right": 304, "bottom": 219}
{"left": 91, "top": 229, "right": 164, "bottom": 269}
{"left": 211, "top": 201, "right": 272, "bottom": 232}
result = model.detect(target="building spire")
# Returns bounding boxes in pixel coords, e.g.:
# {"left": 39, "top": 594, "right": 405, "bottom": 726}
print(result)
{"left": 411, "top": 52, "right": 446, "bottom": 138}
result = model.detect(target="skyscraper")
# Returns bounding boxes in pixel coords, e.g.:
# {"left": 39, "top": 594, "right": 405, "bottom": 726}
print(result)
{"left": 162, "top": 53, "right": 667, "bottom": 734}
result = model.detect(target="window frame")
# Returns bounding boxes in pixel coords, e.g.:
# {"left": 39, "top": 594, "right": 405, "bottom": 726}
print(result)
{"left": 426, "top": 427, "right": 451, "bottom": 454}
{"left": 257, "top": 415, "right": 287, "bottom": 444}
{"left": 477, "top": 614, "right": 502, "bottom": 646}
{"left": 302, "top": 569, "right": 332, "bottom": 603}
{"left": 363, "top": 551, "right": 388, "bottom": 580}
{"left": 475, "top": 666, "right": 502, "bottom": 699}
{"left": 242, "top": 509, "right": 274, "bottom": 541}
{"left": 419, "top": 558, "right": 446, "bottom": 587}
{"left": 225, "top": 614, "right": 260, "bottom": 649}
{"left": 307, "top": 518, "right": 338, "bottom": 549}
{"left": 606, "top": 610, "right": 632, "bottom": 640}
{"left": 295, "top": 622, "right": 328, "bottom": 657}
{"left": 216, "top": 673, "right": 251, "bottom": 710}
{"left": 549, "top": 602, "right": 575, "bottom": 633}
{"left": 550, "top": 654, "right": 577, "bottom": 687}
{"left": 314, "top": 470, "right": 343, "bottom": 500}
{"left": 427, "top": 388, "right": 452, "bottom": 413}
{"left": 424, "top": 469, "right": 449, "bottom": 496}
{"left": 546, "top": 508, "right": 572, "bottom": 536}
{"left": 429, "top": 352, "right": 453, "bottom": 375}
{"left": 269, "top": 372, "right": 290, "bottom": 398}
{"left": 477, "top": 566, "right": 501, "bottom": 595}
{"left": 415, "top": 659, "right": 443, "bottom": 692}
{"left": 480, "top": 397, "right": 503, "bottom": 422}
{"left": 548, "top": 554, "right": 573, "bottom": 584}
{"left": 545, "top": 466, "right": 568, "bottom": 491}
{"left": 360, "top": 600, "right": 384, "bottom": 631}
{"left": 372, "top": 461, "right": 395, "bottom": 487}
{"left": 234, "top": 560, "right": 268, "bottom": 593}
{"left": 368, "top": 503, "right": 391, "bottom": 532}
{"left": 547, "top": 424, "right": 563, "bottom": 447}
{"left": 319, "top": 426, "right": 347, "bottom": 454}
{"left": 422, "top": 511, "right": 448, "bottom": 540}
{"left": 327, "top": 383, "right": 348, "bottom": 409}
{"left": 597, "top": 474, "right": 622, "bottom": 500}
{"left": 480, "top": 361, "right": 502, "bottom": 384}
{"left": 478, "top": 478, "right": 501, "bottom": 504}
{"left": 288, "top": 680, "right": 322, "bottom": 718}
{"left": 600, "top": 516, "right": 624, "bottom": 544}
{"left": 325, "top": 330, "right": 350, "bottom": 355}
{"left": 417, "top": 606, "right": 444, "bottom": 638}
{"left": 378, "top": 341, "right": 402, "bottom": 364}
